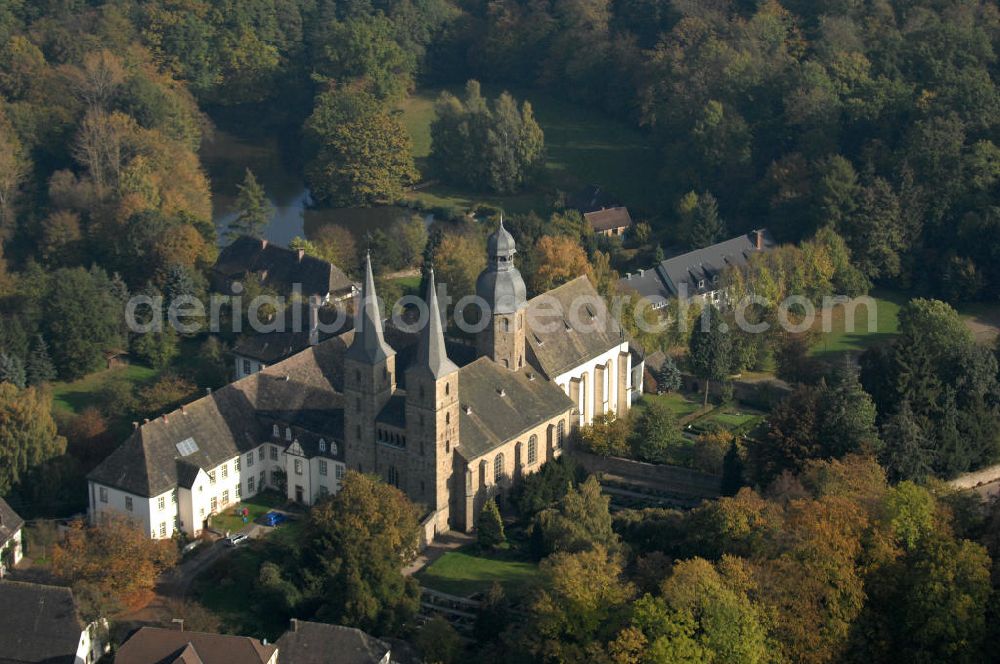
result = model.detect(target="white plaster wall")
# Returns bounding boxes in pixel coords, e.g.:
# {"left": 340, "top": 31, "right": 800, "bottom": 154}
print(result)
{"left": 89, "top": 482, "right": 154, "bottom": 536}
{"left": 147, "top": 488, "right": 178, "bottom": 539}
{"left": 553, "top": 341, "right": 631, "bottom": 426}
{"left": 74, "top": 619, "right": 108, "bottom": 664}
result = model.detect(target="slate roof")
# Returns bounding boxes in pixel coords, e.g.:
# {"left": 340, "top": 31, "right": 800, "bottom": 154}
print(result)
{"left": 525, "top": 276, "right": 626, "bottom": 379}
{"left": 584, "top": 206, "right": 632, "bottom": 232}
{"left": 375, "top": 394, "right": 408, "bottom": 430}
{"left": 116, "top": 626, "right": 276, "bottom": 664}
{"left": 88, "top": 334, "right": 353, "bottom": 497}
{"left": 567, "top": 184, "right": 619, "bottom": 213}
{"left": 411, "top": 270, "right": 458, "bottom": 380}
{"left": 213, "top": 236, "right": 356, "bottom": 299}
{"left": 619, "top": 230, "right": 776, "bottom": 301}
{"left": 477, "top": 220, "right": 527, "bottom": 315}
{"left": 346, "top": 253, "right": 395, "bottom": 364}
{"left": 0, "top": 581, "right": 86, "bottom": 664}
{"left": 232, "top": 303, "right": 354, "bottom": 364}
{"left": 276, "top": 620, "right": 390, "bottom": 664}
{"left": 0, "top": 497, "right": 24, "bottom": 548}
{"left": 456, "top": 357, "right": 574, "bottom": 461}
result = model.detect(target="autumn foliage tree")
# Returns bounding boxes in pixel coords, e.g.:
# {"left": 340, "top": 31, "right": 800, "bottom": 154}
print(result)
{"left": 52, "top": 515, "right": 178, "bottom": 618}
{"left": 302, "top": 471, "right": 421, "bottom": 634}
{"left": 305, "top": 87, "right": 417, "bottom": 206}
{"left": 529, "top": 235, "right": 592, "bottom": 294}
{"left": 0, "top": 382, "right": 66, "bottom": 496}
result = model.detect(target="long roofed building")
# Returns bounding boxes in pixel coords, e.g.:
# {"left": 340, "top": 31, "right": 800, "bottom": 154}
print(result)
{"left": 89, "top": 224, "right": 633, "bottom": 539}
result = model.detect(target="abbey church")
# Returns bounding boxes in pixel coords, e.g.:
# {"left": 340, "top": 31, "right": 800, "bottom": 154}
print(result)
{"left": 88, "top": 223, "right": 634, "bottom": 539}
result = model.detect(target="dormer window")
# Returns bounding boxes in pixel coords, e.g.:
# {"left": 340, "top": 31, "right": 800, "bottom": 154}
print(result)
{"left": 331, "top": 442, "right": 338, "bottom": 455}
{"left": 698, "top": 279, "right": 705, "bottom": 289}
{"left": 319, "top": 439, "right": 326, "bottom": 453}
{"left": 272, "top": 424, "right": 279, "bottom": 438}
{"left": 285, "top": 427, "right": 292, "bottom": 441}
{"left": 712, "top": 275, "right": 719, "bottom": 284}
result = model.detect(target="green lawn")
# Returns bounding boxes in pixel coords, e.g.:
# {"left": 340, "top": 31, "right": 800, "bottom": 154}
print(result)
{"left": 811, "top": 289, "right": 904, "bottom": 356}
{"left": 50, "top": 364, "right": 158, "bottom": 414}
{"left": 416, "top": 547, "right": 540, "bottom": 598}
{"left": 392, "top": 274, "right": 422, "bottom": 295}
{"left": 632, "top": 392, "right": 703, "bottom": 420}
{"left": 193, "top": 543, "right": 288, "bottom": 640}
{"left": 704, "top": 410, "right": 762, "bottom": 429}
{"left": 207, "top": 490, "right": 287, "bottom": 535}
{"left": 397, "top": 87, "right": 659, "bottom": 215}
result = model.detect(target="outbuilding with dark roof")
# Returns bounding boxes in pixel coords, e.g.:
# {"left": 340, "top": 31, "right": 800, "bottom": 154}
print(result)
{"left": 0, "top": 580, "right": 108, "bottom": 664}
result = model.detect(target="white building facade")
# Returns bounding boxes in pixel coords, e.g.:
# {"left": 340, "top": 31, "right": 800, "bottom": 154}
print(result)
{"left": 89, "top": 431, "right": 346, "bottom": 540}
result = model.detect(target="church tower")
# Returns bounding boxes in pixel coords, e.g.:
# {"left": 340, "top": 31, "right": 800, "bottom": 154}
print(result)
{"left": 343, "top": 253, "right": 396, "bottom": 474}
{"left": 475, "top": 218, "right": 527, "bottom": 370}
{"left": 405, "top": 269, "right": 459, "bottom": 530}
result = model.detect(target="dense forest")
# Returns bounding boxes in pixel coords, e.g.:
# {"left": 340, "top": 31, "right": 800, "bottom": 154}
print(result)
{"left": 0, "top": 1, "right": 999, "bottom": 661}
{"left": 0, "top": 0, "right": 997, "bottom": 297}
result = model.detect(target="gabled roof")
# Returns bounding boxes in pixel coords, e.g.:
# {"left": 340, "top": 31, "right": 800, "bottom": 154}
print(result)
{"left": 525, "top": 276, "right": 626, "bottom": 379}
{"left": 88, "top": 334, "right": 353, "bottom": 497}
{"left": 276, "top": 620, "right": 390, "bottom": 664}
{"left": 619, "top": 230, "right": 776, "bottom": 301}
{"left": 116, "top": 627, "right": 276, "bottom": 664}
{"left": 456, "top": 357, "right": 574, "bottom": 460}
{"left": 0, "top": 581, "right": 87, "bottom": 664}
{"left": 0, "top": 497, "right": 24, "bottom": 547}
{"left": 584, "top": 206, "right": 632, "bottom": 232}
{"left": 232, "top": 303, "right": 354, "bottom": 364}
{"left": 567, "top": 184, "right": 619, "bottom": 213}
{"left": 213, "top": 236, "right": 356, "bottom": 299}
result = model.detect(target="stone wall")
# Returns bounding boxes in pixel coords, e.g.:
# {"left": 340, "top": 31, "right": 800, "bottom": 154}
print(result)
{"left": 572, "top": 450, "right": 722, "bottom": 499}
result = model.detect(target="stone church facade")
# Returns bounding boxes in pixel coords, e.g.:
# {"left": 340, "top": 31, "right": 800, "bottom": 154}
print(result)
{"left": 87, "top": 222, "right": 633, "bottom": 539}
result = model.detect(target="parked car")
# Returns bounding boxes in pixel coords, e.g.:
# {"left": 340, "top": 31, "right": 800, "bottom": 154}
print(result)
{"left": 262, "top": 511, "right": 288, "bottom": 527}
{"left": 224, "top": 533, "right": 249, "bottom": 547}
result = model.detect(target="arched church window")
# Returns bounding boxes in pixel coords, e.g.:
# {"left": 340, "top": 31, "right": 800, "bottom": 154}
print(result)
{"left": 494, "top": 454, "right": 504, "bottom": 482}
{"left": 387, "top": 466, "right": 399, "bottom": 487}
{"left": 503, "top": 318, "right": 509, "bottom": 332}
{"left": 528, "top": 435, "right": 538, "bottom": 464}
{"left": 557, "top": 421, "right": 565, "bottom": 448}
{"left": 445, "top": 382, "right": 450, "bottom": 396}
{"left": 446, "top": 412, "right": 450, "bottom": 425}
{"left": 445, "top": 440, "right": 451, "bottom": 453}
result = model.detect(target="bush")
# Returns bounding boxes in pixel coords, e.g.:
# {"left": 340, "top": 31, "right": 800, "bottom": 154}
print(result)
{"left": 477, "top": 499, "right": 506, "bottom": 548}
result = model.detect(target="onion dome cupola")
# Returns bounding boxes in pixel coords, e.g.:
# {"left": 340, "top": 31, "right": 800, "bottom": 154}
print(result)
{"left": 476, "top": 216, "right": 527, "bottom": 315}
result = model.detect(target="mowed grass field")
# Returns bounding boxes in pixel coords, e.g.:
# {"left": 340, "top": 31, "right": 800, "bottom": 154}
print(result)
{"left": 416, "top": 547, "right": 540, "bottom": 598}
{"left": 397, "top": 87, "right": 659, "bottom": 214}
{"left": 50, "top": 364, "right": 158, "bottom": 414}
{"left": 810, "top": 289, "right": 904, "bottom": 356}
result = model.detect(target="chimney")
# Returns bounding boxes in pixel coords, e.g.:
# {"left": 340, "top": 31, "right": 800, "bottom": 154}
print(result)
{"left": 143, "top": 418, "right": 150, "bottom": 424}
{"left": 180, "top": 404, "right": 187, "bottom": 415}
{"left": 638, "top": 268, "right": 644, "bottom": 277}
{"left": 755, "top": 229, "right": 764, "bottom": 250}
{"left": 260, "top": 239, "right": 268, "bottom": 250}
{"left": 625, "top": 272, "right": 632, "bottom": 280}
{"left": 297, "top": 249, "right": 305, "bottom": 261}
{"left": 133, "top": 421, "right": 139, "bottom": 430}
{"left": 206, "top": 387, "right": 212, "bottom": 395}
{"left": 290, "top": 618, "right": 299, "bottom": 633}
{"left": 308, "top": 300, "right": 320, "bottom": 346}
{"left": 162, "top": 414, "right": 168, "bottom": 424}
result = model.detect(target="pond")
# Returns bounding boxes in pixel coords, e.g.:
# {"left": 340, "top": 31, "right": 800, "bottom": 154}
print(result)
{"left": 200, "top": 127, "right": 419, "bottom": 247}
